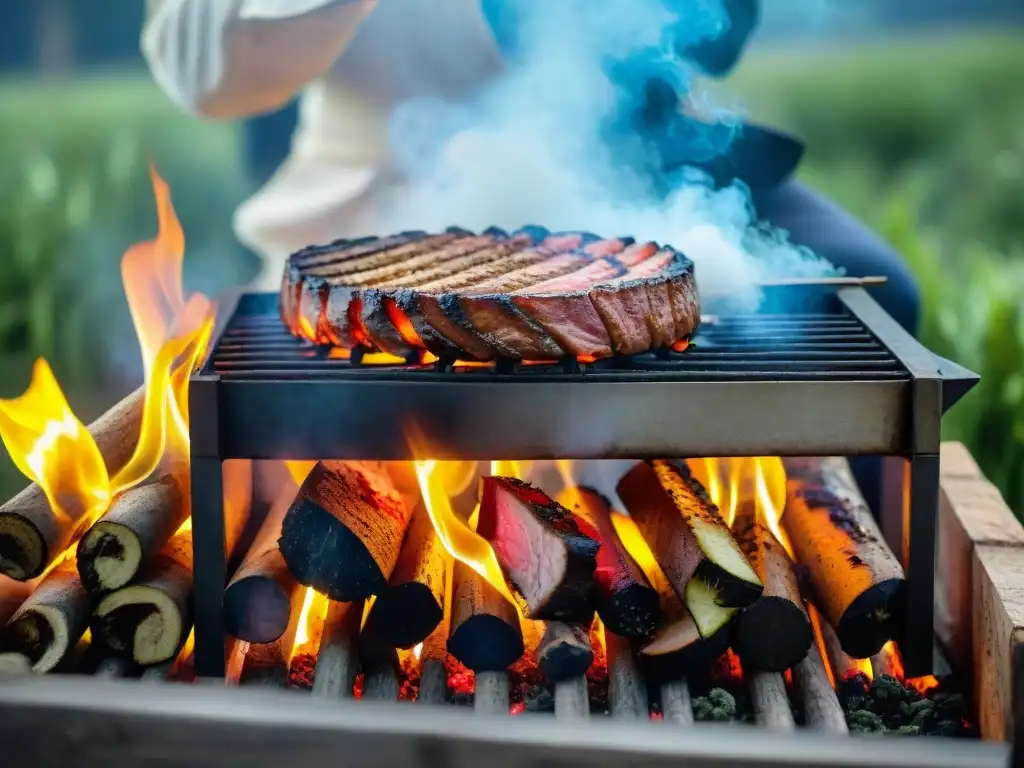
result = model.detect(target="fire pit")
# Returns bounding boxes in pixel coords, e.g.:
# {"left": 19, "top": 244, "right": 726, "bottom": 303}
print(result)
{"left": 188, "top": 285, "right": 977, "bottom": 680}
{"left": 1, "top": 176, "right": 1021, "bottom": 767}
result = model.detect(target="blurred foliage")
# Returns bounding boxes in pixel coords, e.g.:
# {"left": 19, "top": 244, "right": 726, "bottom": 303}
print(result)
{"left": 0, "top": 32, "right": 1022, "bottom": 511}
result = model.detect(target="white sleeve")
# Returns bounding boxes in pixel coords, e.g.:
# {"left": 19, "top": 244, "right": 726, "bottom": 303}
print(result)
{"left": 142, "top": 0, "right": 378, "bottom": 119}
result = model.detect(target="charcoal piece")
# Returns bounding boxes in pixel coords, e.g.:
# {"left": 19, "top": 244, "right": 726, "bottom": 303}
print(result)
{"left": 447, "top": 561, "right": 523, "bottom": 672}
{"left": 536, "top": 622, "right": 593, "bottom": 682}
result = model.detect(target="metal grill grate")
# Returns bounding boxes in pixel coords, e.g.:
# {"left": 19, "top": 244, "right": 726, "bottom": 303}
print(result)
{"left": 204, "top": 293, "right": 908, "bottom": 382}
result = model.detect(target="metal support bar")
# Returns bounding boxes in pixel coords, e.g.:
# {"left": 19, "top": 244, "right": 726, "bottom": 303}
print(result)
{"left": 191, "top": 456, "right": 226, "bottom": 678}
{"left": 0, "top": 679, "right": 1008, "bottom": 768}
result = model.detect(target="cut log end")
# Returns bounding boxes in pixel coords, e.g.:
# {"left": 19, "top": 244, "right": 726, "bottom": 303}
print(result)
{"left": 278, "top": 462, "right": 413, "bottom": 602}
{"left": 0, "top": 652, "right": 32, "bottom": 677}
{"left": 279, "top": 500, "right": 387, "bottom": 600}
{"left": 734, "top": 596, "right": 814, "bottom": 673}
{"left": 1, "top": 604, "right": 70, "bottom": 673}
{"left": 77, "top": 523, "right": 142, "bottom": 593}
{"left": 537, "top": 622, "right": 593, "bottom": 682}
{"left": 0, "top": 515, "right": 44, "bottom": 581}
{"left": 600, "top": 583, "right": 661, "bottom": 640}
{"left": 448, "top": 614, "right": 524, "bottom": 673}
{"left": 368, "top": 582, "right": 443, "bottom": 649}
{"left": 836, "top": 577, "right": 906, "bottom": 659}
{"left": 93, "top": 586, "right": 185, "bottom": 666}
{"left": 478, "top": 476, "right": 598, "bottom": 624}
{"left": 223, "top": 578, "right": 293, "bottom": 645}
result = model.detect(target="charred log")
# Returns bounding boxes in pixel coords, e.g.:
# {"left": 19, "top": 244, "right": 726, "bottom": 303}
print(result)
{"left": 447, "top": 561, "right": 523, "bottom": 672}
{"left": 0, "top": 387, "right": 144, "bottom": 580}
{"left": 76, "top": 474, "right": 187, "bottom": 594}
{"left": 784, "top": 457, "right": 906, "bottom": 659}
{"left": 362, "top": 505, "right": 447, "bottom": 648}
{"left": 239, "top": 641, "right": 290, "bottom": 688}
{"left": 732, "top": 511, "right": 813, "bottom": 673}
{"left": 224, "top": 487, "right": 302, "bottom": 643}
{"left": 0, "top": 558, "right": 92, "bottom": 672}
{"left": 91, "top": 530, "right": 192, "bottom": 665}
{"left": 279, "top": 462, "right": 414, "bottom": 601}
{"left": 558, "top": 486, "right": 659, "bottom": 639}
{"left": 536, "top": 622, "right": 593, "bottom": 682}
{"left": 477, "top": 477, "right": 598, "bottom": 624}
{"left": 617, "top": 460, "right": 762, "bottom": 609}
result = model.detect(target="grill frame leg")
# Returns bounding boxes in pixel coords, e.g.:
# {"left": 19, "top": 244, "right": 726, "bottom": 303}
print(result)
{"left": 191, "top": 456, "right": 227, "bottom": 678}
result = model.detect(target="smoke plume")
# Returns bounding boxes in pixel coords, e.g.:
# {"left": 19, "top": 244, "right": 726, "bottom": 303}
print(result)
{"left": 381, "top": 0, "right": 835, "bottom": 310}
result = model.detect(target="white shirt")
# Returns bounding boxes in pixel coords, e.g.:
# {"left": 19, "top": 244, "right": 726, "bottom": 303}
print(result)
{"left": 143, "top": 0, "right": 505, "bottom": 288}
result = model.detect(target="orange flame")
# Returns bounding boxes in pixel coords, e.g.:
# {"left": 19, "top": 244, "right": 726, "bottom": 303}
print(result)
{"left": 688, "top": 457, "right": 793, "bottom": 557}
{"left": 414, "top": 459, "right": 516, "bottom": 604}
{"left": 872, "top": 640, "right": 939, "bottom": 694}
{"left": 284, "top": 461, "right": 316, "bottom": 487}
{"left": 0, "top": 360, "right": 110, "bottom": 529}
{"left": 110, "top": 166, "right": 215, "bottom": 495}
{"left": 291, "top": 587, "right": 328, "bottom": 661}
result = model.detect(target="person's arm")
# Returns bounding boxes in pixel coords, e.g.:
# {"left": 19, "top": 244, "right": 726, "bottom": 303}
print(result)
{"left": 142, "top": 0, "right": 378, "bottom": 119}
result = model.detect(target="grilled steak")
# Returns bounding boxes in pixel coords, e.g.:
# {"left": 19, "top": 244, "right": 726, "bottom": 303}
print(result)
{"left": 280, "top": 226, "right": 700, "bottom": 361}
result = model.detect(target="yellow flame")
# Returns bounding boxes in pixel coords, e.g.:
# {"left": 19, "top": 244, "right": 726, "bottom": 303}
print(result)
{"left": 413, "top": 642, "right": 423, "bottom": 661}
{"left": 284, "top": 460, "right": 316, "bottom": 487}
{"left": 109, "top": 166, "right": 216, "bottom": 495}
{"left": 753, "top": 457, "right": 794, "bottom": 558}
{"left": 360, "top": 594, "right": 377, "bottom": 631}
{"left": 0, "top": 359, "right": 111, "bottom": 528}
{"left": 415, "top": 460, "right": 516, "bottom": 604}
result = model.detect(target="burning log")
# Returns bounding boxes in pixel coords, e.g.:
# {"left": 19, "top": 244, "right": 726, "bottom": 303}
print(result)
{"left": 312, "top": 600, "right": 361, "bottom": 698}
{"left": 536, "top": 622, "right": 593, "bottom": 682}
{"left": 477, "top": 477, "right": 599, "bottom": 624}
{"left": 732, "top": 511, "right": 813, "bottom": 673}
{"left": 557, "top": 486, "right": 660, "bottom": 639}
{"left": 475, "top": 670, "right": 511, "bottom": 714}
{"left": 605, "top": 630, "right": 648, "bottom": 718}
{"left": 0, "top": 557, "right": 91, "bottom": 673}
{"left": 224, "top": 487, "right": 302, "bottom": 644}
{"left": 793, "top": 642, "right": 848, "bottom": 734}
{"left": 239, "top": 642, "right": 290, "bottom": 688}
{"left": 0, "top": 575, "right": 33, "bottom": 626}
{"left": 76, "top": 474, "right": 187, "bottom": 594}
{"left": 0, "top": 387, "right": 144, "bottom": 581}
{"left": 447, "top": 561, "right": 524, "bottom": 672}
{"left": 818, "top": 613, "right": 861, "bottom": 681}
{"left": 417, "top": 609, "right": 450, "bottom": 705}
{"left": 0, "top": 652, "right": 31, "bottom": 677}
{"left": 554, "top": 676, "right": 590, "bottom": 719}
{"left": 616, "top": 460, "right": 762, "bottom": 609}
{"left": 660, "top": 680, "right": 694, "bottom": 725}
{"left": 279, "top": 462, "right": 414, "bottom": 602}
{"left": 784, "top": 457, "right": 906, "bottom": 659}
{"left": 91, "top": 530, "right": 193, "bottom": 665}
{"left": 870, "top": 645, "right": 901, "bottom": 680}
{"left": 749, "top": 672, "right": 796, "bottom": 730}
{"left": 362, "top": 506, "right": 447, "bottom": 648}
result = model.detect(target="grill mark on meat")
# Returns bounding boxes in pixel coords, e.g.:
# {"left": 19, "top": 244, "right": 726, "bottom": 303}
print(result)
{"left": 282, "top": 228, "right": 699, "bottom": 360}
{"left": 290, "top": 232, "right": 421, "bottom": 269}
{"left": 315, "top": 235, "right": 500, "bottom": 348}
{"left": 363, "top": 236, "right": 539, "bottom": 356}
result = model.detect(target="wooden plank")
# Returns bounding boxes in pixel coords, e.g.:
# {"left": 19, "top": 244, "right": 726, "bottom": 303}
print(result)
{"left": 936, "top": 442, "right": 1024, "bottom": 741}
{"left": 974, "top": 544, "right": 1024, "bottom": 741}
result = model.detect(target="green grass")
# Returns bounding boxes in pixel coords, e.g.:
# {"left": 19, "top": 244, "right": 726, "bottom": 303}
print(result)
{"left": 0, "top": 31, "right": 1022, "bottom": 512}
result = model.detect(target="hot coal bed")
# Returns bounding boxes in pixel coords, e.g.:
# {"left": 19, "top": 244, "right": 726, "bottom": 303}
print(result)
{"left": 177, "top": 282, "right": 978, "bottom": 717}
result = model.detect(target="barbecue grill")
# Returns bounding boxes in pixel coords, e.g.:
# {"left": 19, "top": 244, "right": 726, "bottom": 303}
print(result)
{"left": 189, "top": 286, "right": 978, "bottom": 679}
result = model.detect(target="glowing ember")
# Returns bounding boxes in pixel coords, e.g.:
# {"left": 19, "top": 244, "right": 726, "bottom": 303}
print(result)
{"left": 0, "top": 359, "right": 110, "bottom": 528}
{"left": 873, "top": 640, "right": 940, "bottom": 695}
